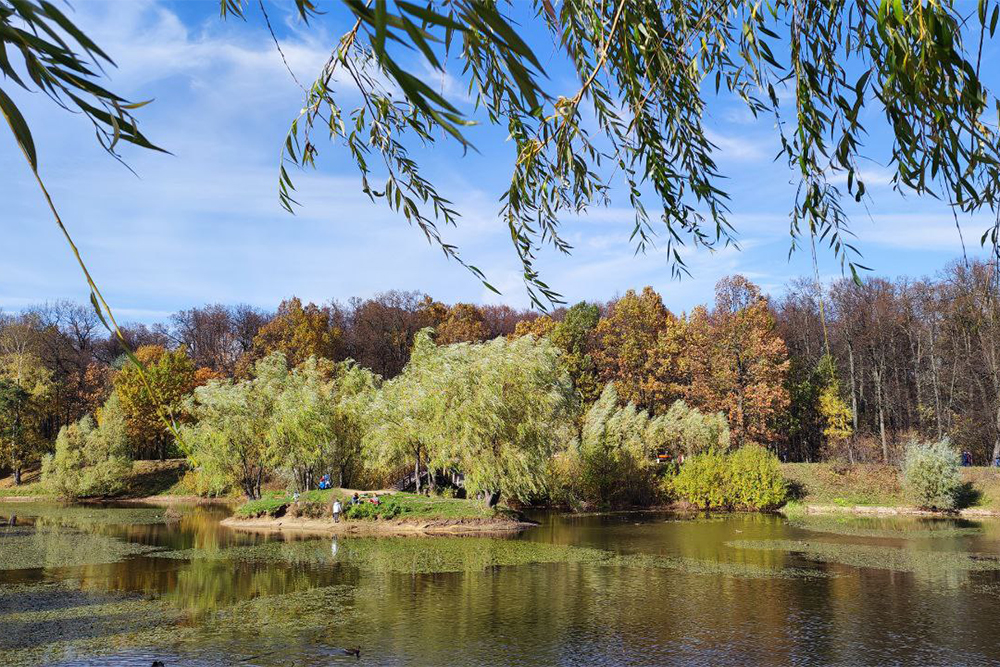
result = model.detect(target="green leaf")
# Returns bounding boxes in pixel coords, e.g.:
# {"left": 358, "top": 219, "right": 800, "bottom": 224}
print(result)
{"left": 0, "top": 86, "right": 37, "bottom": 171}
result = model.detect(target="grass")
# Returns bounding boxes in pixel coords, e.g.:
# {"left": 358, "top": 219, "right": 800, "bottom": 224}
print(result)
{"left": 0, "top": 468, "right": 47, "bottom": 497}
{"left": 781, "top": 462, "right": 1000, "bottom": 511}
{"left": 234, "top": 489, "right": 498, "bottom": 522}
{"left": 0, "top": 459, "right": 192, "bottom": 500}
{"left": 781, "top": 462, "right": 905, "bottom": 507}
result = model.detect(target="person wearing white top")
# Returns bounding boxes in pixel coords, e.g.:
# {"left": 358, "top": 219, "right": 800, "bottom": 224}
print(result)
{"left": 332, "top": 499, "right": 343, "bottom": 523}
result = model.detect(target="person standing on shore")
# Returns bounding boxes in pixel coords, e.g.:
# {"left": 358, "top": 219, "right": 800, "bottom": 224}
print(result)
{"left": 332, "top": 498, "right": 343, "bottom": 523}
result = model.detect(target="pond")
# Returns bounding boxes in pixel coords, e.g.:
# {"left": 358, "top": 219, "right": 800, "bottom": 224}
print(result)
{"left": 3, "top": 502, "right": 1000, "bottom": 666}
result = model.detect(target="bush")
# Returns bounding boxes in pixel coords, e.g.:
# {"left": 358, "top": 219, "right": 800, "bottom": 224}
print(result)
{"left": 727, "top": 445, "right": 788, "bottom": 510}
{"left": 671, "top": 445, "right": 787, "bottom": 511}
{"left": 345, "top": 496, "right": 402, "bottom": 520}
{"left": 902, "top": 439, "right": 961, "bottom": 510}
{"left": 173, "top": 468, "right": 229, "bottom": 497}
{"left": 42, "top": 394, "right": 132, "bottom": 499}
{"left": 670, "top": 449, "right": 731, "bottom": 509}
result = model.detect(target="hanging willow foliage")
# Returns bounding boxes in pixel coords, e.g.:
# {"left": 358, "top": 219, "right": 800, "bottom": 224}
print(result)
{"left": 5, "top": 0, "right": 1000, "bottom": 311}
{"left": 231, "top": 0, "right": 1000, "bottom": 306}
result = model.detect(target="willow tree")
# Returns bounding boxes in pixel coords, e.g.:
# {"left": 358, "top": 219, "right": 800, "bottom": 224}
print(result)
{"left": 181, "top": 354, "right": 289, "bottom": 499}
{"left": 440, "top": 334, "right": 577, "bottom": 504}
{"left": 367, "top": 329, "right": 575, "bottom": 503}
{"left": 273, "top": 356, "right": 380, "bottom": 490}
{"left": 7, "top": 0, "right": 1000, "bottom": 318}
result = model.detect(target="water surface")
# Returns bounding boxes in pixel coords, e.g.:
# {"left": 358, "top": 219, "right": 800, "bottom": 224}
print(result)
{"left": 3, "top": 503, "right": 1000, "bottom": 666}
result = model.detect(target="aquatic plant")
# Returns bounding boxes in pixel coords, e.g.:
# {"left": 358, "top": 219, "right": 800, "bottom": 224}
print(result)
{"left": 729, "top": 539, "right": 1000, "bottom": 576}
{"left": 787, "top": 516, "right": 982, "bottom": 540}
{"left": 158, "top": 535, "right": 824, "bottom": 579}
{"left": 0, "top": 526, "right": 161, "bottom": 571}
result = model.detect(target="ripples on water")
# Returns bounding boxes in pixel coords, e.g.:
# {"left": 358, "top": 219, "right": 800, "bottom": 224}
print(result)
{"left": 3, "top": 503, "right": 1000, "bottom": 666}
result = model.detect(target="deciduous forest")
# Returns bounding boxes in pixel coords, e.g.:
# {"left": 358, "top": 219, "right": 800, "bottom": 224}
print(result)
{"left": 3, "top": 259, "right": 999, "bottom": 504}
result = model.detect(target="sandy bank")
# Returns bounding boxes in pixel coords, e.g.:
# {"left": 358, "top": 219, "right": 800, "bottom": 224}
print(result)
{"left": 221, "top": 515, "right": 537, "bottom": 536}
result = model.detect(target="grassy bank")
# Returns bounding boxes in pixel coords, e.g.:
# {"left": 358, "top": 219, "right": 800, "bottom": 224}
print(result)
{"left": 235, "top": 489, "right": 499, "bottom": 521}
{"left": 0, "top": 459, "right": 208, "bottom": 501}
{"left": 781, "top": 463, "right": 1000, "bottom": 512}
{"left": 227, "top": 489, "right": 534, "bottom": 534}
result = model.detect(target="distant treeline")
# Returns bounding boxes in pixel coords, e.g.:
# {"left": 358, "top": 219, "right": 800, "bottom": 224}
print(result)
{"left": 1, "top": 258, "right": 999, "bottom": 483}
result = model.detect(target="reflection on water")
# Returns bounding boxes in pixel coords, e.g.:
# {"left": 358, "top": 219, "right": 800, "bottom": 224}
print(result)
{"left": 3, "top": 503, "right": 1000, "bottom": 666}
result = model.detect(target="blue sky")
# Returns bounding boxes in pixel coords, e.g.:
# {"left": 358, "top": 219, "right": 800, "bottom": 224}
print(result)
{"left": 3, "top": 1, "right": 996, "bottom": 324}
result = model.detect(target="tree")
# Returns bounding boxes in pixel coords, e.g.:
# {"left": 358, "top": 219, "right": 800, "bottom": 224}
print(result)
{"left": 513, "top": 315, "right": 558, "bottom": 339}
{"left": 816, "top": 354, "right": 854, "bottom": 455}
{"left": 333, "top": 291, "right": 443, "bottom": 378}
{"left": 593, "top": 287, "right": 687, "bottom": 413}
{"left": 114, "top": 345, "right": 197, "bottom": 459}
{"left": 435, "top": 303, "right": 490, "bottom": 344}
{"left": 366, "top": 330, "right": 576, "bottom": 504}
{"left": 0, "top": 378, "right": 31, "bottom": 485}
{"left": 170, "top": 303, "right": 270, "bottom": 374}
{"left": 440, "top": 334, "right": 577, "bottom": 504}
{"left": 41, "top": 393, "right": 132, "bottom": 499}
{"left": 182, "top": 355, "right": 285, "bottom": 500}
{"left": 0, "top": 347, "right": 53, "bottom": 484}
{"left": 273, "top": 356, "right": 380, "bottom": 491}
{"left": 577, "top": 384, "right": 730, "bottom": 506}
{"left": 686, "top": 277, "right": 790, "bottom": 447}
{"left": 550, "top": 302, "right": 602, "bottom": 405}
{"left": 578, "top": 384, "right": 664, "bottom": 506}
{"left": 241, "top": 298, "right": 339, "bottom": 371}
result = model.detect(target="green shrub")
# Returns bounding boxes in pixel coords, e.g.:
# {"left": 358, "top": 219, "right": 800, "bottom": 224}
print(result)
{"left": 902, "top": 439, "right": 961, "bottom": 510}
{"left": 727, "top": 444, "right": 788, "bottom": 510}
{"left": 173, "top": 468, "right": 229, "bottom": 497}
{"left": 671, "top": 445, "right": 787, "bottom": 511}
{"left": 345, "top": 496, "right": 402, "bottom": 520}
{"left": 670, "top": 449, "right": 732, "bottom": 509}
{"left": 42, "top": 394, "right": 132, "bottom": 499}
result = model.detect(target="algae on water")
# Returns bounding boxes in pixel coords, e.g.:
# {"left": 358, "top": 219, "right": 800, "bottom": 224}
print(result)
{"left": 787, "top": 516, "right": 982, "bottom": 540}
{"left": 0, "top": 526, "right": 161, "bottom": 571}
{"left": 157, "top": 535, "right": 827, "bottom": 579}
{"left": 0, "top": 581, "right": 184, "bottom": 667}
{"left": 0, "top": 502, "right": 174, "bottom": 528}
{"left": 729, "top": 538, "right": 1000, "bottom": 576}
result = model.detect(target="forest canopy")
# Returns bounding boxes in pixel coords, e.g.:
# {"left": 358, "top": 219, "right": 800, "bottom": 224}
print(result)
{"left": 3, "top": 263, "right": 1000, "bottom": 503}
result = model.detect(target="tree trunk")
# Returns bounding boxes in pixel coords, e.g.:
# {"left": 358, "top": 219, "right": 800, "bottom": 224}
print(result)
{"left": 413, "top": 455, "right": 421, "bottom": 494}
{"left": 12, "top": 466, "right": 21, "bottom": 486}
{"left": 873, "top": 359, "right": 888, "bottom": 463}
{"left": 992, "top": 400, "right": 1000, "bottom": 465}
{"left": 847, "top": 346, "right": 859, "bottom": 464}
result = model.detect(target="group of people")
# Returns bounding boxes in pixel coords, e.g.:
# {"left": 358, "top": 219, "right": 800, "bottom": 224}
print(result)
{"left": 958, "top": 451, "right": 1000, "bottom": 467}
{"left": 330, "top": 492, "right": 382, "bottom": 522}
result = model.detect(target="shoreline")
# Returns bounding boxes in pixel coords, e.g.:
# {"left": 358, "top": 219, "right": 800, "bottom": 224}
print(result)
{"left": 0, "top": 494, "right": 237, "bottom": 506}
{"left": 787, "top": 503, "right": 1000, "bottom": 518}
{"left": 220, "top": 515, "right": 537, "bottom": 536}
